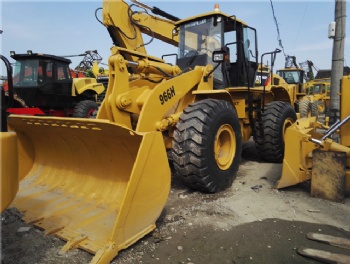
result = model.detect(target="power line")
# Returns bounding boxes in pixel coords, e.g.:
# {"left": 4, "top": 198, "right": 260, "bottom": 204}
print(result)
{"left": 269, "top": 0, "right": 286, "bottom": 57}
{"left": 293, "top": 1, "right": 309, "bottom": 49}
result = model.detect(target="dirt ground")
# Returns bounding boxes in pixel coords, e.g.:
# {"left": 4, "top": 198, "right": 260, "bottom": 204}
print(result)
{"left": 1, "top": 141, "right": 350, "bottom": 264}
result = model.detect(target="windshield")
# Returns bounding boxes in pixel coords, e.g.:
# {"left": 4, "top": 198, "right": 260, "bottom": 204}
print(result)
{"left": 277, "top": 70, "right": 302, "bottom": 84}
{"left": 178, "top": 17, "right": 222, "bottom": 65}
{"left": 308, "top": 83, "right": 329, "bottom": 95}
{"left": 13, "top": 60, "right": 40, "bottom": 86}
{"left": 12, "top": 59, "right": 71, "bottom": 87}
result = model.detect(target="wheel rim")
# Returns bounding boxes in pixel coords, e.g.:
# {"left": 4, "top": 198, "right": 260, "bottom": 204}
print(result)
{"left": 318, "top": 102, "right": 325, "bottom": 113}
{"left": 88, "top": 109, "right": 98, "bottom": 118}
{"left": 282, "top": 118, "right": 294, "bottom": 141}
{"left": 214, "top": 124, "right": 236, "bottom": 170}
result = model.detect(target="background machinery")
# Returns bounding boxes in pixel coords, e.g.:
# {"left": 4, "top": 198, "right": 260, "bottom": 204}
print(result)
{"left": 300, "top": 60, "right": 331, "bottom": 118}
{"left": 277, "top": 75, "right": 350, "bottom": 203}
{"left": 3, "top": 51, "right": 105, "bottom": 118}
{"left": 276, "top": 55, "right": 309, "bottom": 117}
{"left": 6, "top": 1, "right": 299, "bottom": 263}
{"left": 277, "top": 57, "right": 331, "bottom": 119}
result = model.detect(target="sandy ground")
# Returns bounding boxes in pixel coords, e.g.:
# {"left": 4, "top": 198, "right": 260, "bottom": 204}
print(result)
{"left": 1, "top": 141, "right": 350, "bottom": 264}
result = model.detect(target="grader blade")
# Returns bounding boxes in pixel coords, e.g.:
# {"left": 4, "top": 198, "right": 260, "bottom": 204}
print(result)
{"left": 8, "top": 115, "right": 170, "bottom": 264}
{"left": 276, "top": 121, "right": 314, "bottom": 189}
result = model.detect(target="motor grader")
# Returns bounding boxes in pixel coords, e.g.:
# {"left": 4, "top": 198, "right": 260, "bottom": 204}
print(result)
{"left": 277, "top": 75, "right": 350, "bottom": 202}
{"left": 5, "top": 1, "right": 298, "bottom": 263}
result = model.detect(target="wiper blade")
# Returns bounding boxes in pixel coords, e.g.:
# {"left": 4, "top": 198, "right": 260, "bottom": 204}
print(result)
{"left": 187, "top": 51, "right": 199, "bottom": 66}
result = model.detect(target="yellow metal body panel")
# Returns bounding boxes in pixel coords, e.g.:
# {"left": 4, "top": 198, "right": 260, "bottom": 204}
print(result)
{"left": 341, "top": 75, "right": 350, "bottom": 146}
{"left": 1, "top": 131, "right": 18, "bottom": 212}
{"left": 276, "top": 119, "right": 315, "bottom": 189}
{"left": 72, "top": 78, "right": 105, "bottom": 96}
{"left": 8, "top": 115, "right": 170, "bottom": 263}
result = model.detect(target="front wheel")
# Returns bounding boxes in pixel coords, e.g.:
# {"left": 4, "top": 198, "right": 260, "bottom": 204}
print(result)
{"left": 172, "top": 99, "right": 242, "bottom": 193}
{"left": 312, "top": 101, "right": 325, "bottom": 116}
{"left": 255, "top": 101, "right": 297, "bottom": 162}
{"left": 73, "top": 100, "right": 99, "bottom": 118}
{"left": 299, "top": 100, "right": 311, "bottom": 118}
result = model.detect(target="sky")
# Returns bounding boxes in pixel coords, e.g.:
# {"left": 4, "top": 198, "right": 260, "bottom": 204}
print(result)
{"left": 1, "top": 0, "right": 349, "bottom": 77}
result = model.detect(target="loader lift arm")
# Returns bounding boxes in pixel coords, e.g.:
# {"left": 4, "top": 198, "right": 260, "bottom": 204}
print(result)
{"left": 101, "top": 0, "right": 179, "bottom": 64}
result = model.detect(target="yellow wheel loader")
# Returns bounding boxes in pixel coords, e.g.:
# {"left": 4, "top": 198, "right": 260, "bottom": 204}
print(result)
{"left": 276, "top": 56, "right": 310, "bottom": 117}
{"left": 277, "top": 75, "right": 350, "bottom": 202}
{"left": 6, "top": 1, "right": 298, "bottom": 263}
{"left": 304, "top": 79, "right": 331, "bottom": 117}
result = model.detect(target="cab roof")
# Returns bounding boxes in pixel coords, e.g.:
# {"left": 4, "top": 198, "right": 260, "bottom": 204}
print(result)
{"left": 175, "top": 9, "right": 247, "bottom": 27}
{"left": 10, "top": 53, "right": 71, "bottom": 64}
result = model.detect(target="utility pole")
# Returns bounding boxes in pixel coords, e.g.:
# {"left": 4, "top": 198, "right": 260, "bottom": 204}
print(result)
{"left": 329, "top": 0, "right": 346, "bottom": 125}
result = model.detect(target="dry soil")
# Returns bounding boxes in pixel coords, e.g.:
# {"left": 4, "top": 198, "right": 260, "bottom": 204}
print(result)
{"left": 1, "top": 141, "right": 350, "bottom": 264}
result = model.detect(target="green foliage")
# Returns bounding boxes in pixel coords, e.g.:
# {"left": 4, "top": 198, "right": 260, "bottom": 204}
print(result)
{"left": 85, "top": 70, "right": 95, "bottom": 78}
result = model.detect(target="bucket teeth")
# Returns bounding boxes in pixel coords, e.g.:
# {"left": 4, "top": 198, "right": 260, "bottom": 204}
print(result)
{"left": 60, "top": 235, "right": 88, "bottom": 253}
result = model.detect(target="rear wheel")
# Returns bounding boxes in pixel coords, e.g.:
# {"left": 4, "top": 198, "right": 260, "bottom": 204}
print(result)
{"left": 255, "top": 101, "right": 296, "bottom": 162}
{"left": 172, "top": 99, "right": 242, "bottom": 193}
{"left": 73, "top": 100, "right": 98, "bottom": 118}
{"left": 299, "top": 100, "right": 311, "bottom": 118}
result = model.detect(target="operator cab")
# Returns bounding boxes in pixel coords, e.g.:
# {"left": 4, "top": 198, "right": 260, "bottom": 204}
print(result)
{"left": 276, "top": 68, "right": 305, "bottom": 93}
{"left": 174, "top": 4, "right": 258, "bottom": 89}
{"left": 9, "top": 51, "right": 73, "bottom": 107}
{"left": 276, "top": 69, "right": 304, "bottom": 85}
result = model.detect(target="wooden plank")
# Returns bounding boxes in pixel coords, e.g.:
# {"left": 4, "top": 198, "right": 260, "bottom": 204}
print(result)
{"left": 297, "top": 247, "right": 350, "bottom": 264}
{"left": 307, "top": 232, "right": 350, "bottom": 250}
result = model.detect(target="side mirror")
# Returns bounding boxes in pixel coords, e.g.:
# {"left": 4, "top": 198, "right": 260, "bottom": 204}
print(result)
{"left": 212, "top": 49, "right": 227, "bottom": 63}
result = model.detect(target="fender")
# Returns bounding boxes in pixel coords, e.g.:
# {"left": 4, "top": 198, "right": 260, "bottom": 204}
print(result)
{"left": 72, "top": 78, "right": 105, "bottom": 96}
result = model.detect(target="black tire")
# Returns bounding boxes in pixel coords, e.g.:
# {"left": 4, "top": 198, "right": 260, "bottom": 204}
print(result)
{"left": 311, "top": 101, "right": 325, "bottom": 116}
{"left": 255, "top": 101, "right": 297, "bottom": 163}
{"left": 299, "top": 100, "right": 311, "bottom": 118}
{"left": 73, "top": 100, "right": 99, "bottom": 118}
{"left": 172, "top": 99, "right": 242, "bottom": 193}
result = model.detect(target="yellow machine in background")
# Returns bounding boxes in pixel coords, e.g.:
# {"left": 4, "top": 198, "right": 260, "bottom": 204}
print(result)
{"left": 277, "top": 57, "right": 332, "bottom": 119}
{"left": 277, "top": 75, "right": 350, "bottom": 202}
{"left": 276, "top": 56, "right": 309, "bottom": 117}
{"left": 7, "top": 1, "right": 300, "bottom": 263}
{"left": 303, "top": 78, "right": 331, "bottom": 117}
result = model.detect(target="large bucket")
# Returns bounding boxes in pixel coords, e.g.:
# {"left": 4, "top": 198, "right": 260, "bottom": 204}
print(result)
{"left": 8, "top": 115, "right": 171, "bottom": 264}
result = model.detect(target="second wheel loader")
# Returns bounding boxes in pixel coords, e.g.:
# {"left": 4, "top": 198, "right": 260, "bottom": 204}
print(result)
{"left": 6, "top": 1, "right": 298, "bottom": 263}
